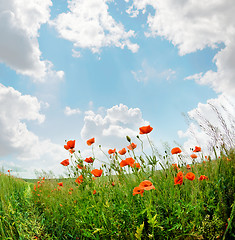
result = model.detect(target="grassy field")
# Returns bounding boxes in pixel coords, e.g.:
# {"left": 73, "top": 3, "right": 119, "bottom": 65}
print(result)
{"left": 0, "top": 141, "right": 234, "bottom": 239}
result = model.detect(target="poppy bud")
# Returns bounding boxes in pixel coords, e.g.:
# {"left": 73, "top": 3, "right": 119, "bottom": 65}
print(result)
{"left": 126, "top": 136, "right": 131, "bottom": 142}
{"left": 136, "top": 135, "right": 140, "bottom": 139}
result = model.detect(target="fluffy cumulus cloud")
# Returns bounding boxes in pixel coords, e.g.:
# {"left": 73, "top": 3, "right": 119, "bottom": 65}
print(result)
{"left": 64, "top": 106, "right": 81, "bottom": 116}
{"left": 0, "top": 0, "right": 64, "bottom": 81}
{"left": 51, "top": 0, "right": 139, "bottom": 53}
{"left": 126, "top": 0, "right": 235, "bottom": 95}
{"left": 0, "top": 84, "right": 66, "bottom": 178}
{"left": 81, "top": 104, "right": 149, "bottom": 149}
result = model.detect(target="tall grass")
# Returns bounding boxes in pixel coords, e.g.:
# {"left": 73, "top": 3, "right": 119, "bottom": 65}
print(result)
{"left": 0, "top": 104, "right": 235, "bottom": 239}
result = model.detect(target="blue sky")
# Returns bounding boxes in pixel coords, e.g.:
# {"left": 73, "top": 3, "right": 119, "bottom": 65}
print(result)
{"left": 0, "top": 0, "right": 234, "bottom": 178}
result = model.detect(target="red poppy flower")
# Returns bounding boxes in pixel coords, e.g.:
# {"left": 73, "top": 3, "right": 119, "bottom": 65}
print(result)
{"left": 67, "top": 140, "right": 75, "bottom": 148}
{"left": 125, "top": 157, "right": 135, "bottom": 167}
{"left": 69, "top": 149, "right": 75, "bottom": 154}
{"left": 132, "top": 163, "right": 141, "bottom": 169}
{"left": 139, "top": 180, "right": 155, "bottom": 190}
{"left": 58, "top": 182, "right": 63, "bottom": 187}
{"left": 120, "top": 159, "right": 128, "bottom": 167}
{"left": 111, "top": 182, "right": 115, "bottom": 186}
{"left": 190, "top": 154, "right": 197, "bottom": 159}
{"left": 139, "top": 125, "right": 153, "bottom": 134}
{"left": 87, "top": 138, "right": 95, "bottom": 146}
{"left": 186, "top": 164, "right": 191, "bottom": 169}
{"left": 91, "top": 169, "right": 103, "bottom": 177}
{"left": 172, "top": 163, "right": 179, "bottom": 170}
{"left": 174, "top": 171, "right": 183, "bottom": 185}
{"left": 75, "top": 175, "right": 83, "bottom": 184}
{"left": 108, "top": 148, "right": 116, "bottom": 154}
{"left": 60, "top": 159, "right": 69, "bottom": 166}
{"left": 133, "top": 186, "right": 144, "bottom": 197}
{"left": 185, "top": 172, "right": 195, "bottom": 181}
{"left": 171, "top": 147, "right": 182, "bottom": 154}
{"left": 84, "top": 157, "right": 94, "bottom": 163}
{"left": 77, "top": 164, "right": 84, "bottom": 169}
{"left": 118, "top": 148, "right": 127, "bottom": 155}
{"left": 193, "top": 146, "right": 201, "bottom": 152}
{"left": 127, "top": 143, "right": 137, "bottom": 150}
{"left": 93, "top": 190, "right": 96, "bottom": 195}
{"left": 198, "top": 175, "right": 208, "bottom": 181}
{"left": 64, "top": 145, "right": 70, "bottom": 150}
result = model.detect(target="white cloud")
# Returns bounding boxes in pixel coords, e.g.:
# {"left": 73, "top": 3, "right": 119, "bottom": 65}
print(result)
{"left": 51, "top": 0, "right": 139, "bottom": 53}
{"left": 72, "top": 49, "right": 82, "bottom": 58}
{"left": 81, "top": 104, "right": 149, "bottom": 149}
{"left": 0, "top": 84, "right": 66, "bottom": 177}
{"left": 0, "top": 0, "right": 64, "bottom": 81}
{"left": 64, "top": 106, "right": 81, "bottom": 116}
{"left": 178, "top": 94, "right": 235, "bottom": 156}
{"left": 127, "top": 0, "right": 235, "bottom": 95}
{"left": 131, "top": 60, "right": 175, "bottom": 83}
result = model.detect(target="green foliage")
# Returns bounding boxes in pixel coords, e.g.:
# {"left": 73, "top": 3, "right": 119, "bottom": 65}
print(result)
{"left": 0, "top": 147, "right": 234, "bottom": 239}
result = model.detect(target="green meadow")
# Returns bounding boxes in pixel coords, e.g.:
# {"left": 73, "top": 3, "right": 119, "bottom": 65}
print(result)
{"left": 0, "top": 124, "right": 234, "bottom": 239}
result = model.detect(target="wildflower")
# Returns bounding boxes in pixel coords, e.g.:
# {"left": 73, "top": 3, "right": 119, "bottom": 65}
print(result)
{"left": 172, "top": 163, "right": 179, "bottom": 170}
{"left": 77, "top": 164, "right": 82, "bottom": 169}
{"left": 127, "top": 143, "right": 137, "bottom": 150}
{"left": 139, "top": 180, "right": 155, "bottom": 190}
{"left": 69, "top": 149, "right": 75, "bottom": 154}
{"left": 133, "top": 186, "right": 144, "bottom": 197}
{"left": 120, "top": 159, "right": 128, "bottom": 167}
{"left": 75, "top": 175, "right": 83, "bottom": 184}
{"left": 186, "top": 164, "right": 191, "bottom": 169}
{"left": 118, "top": 148, "right": 127, "bottom": 155}
{"left": 60, "top": 159, "right": 69, "bottom": 166}
{"left": 93, "top": 190, "right": 96, "bottom": 195}
{"left": 68, "top": 191, "right": 72, "bottom": 195}
{"left": 125, "top": 157, "right": 135, "bottom": 167}
{"left": 185, "top": 172, "right": 195, "bottom": 181}
{"left": 59, "top": 204, "right": 63, "bottom": 207}
{"left": 34, "top": 185, "right": 36, "bottom": 191}
{"left": 132, "top": 163, "right": 141, "bottom": 169}
{"left": 108, "top": 148, "right": 116, "bottom": 154}
{"left": 84, "top": 157, "right": 94, "bottom": 163}
{"left": 171, "top": 147, "right": 182, "bottom": 154}
{"left": 64, "top": 140, "right": 75, "bottom": 150}
{"left": 87, "top": 137, "right": 95, "bottom": 146}
{"left": 174, "top": 171, "right": 183, "bottom": 185}
{"left": 198, "top": 175, "right": 208, "bottom": 181}
{"left": 139, "top": 125, "right": 153, "bottom": 134}
{"left": 111, "top": 182, "right": 115, "bottom": 186}
{"left": 190, "top": 154, "right": 197, "bottom": 159}
{"left": 91, "top": 169, "right": 103, "bottom": 177}
{"left": 58, "top": 182, "right": 63, "bottom": 187}
{"left": 193, "top": 146, "right": 201, "bottom": 152}
{"left": 69, "top": 188, "right": 73, "bottom": 191}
